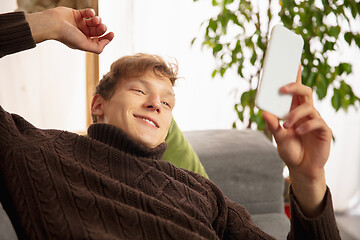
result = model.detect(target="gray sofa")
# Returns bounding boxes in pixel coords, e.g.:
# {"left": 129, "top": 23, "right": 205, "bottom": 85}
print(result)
{"left": 184, "top": 129, "right": 290, "bottom": 239}
{"left": 0, "top": 129, "right": 290, "bottom": 239}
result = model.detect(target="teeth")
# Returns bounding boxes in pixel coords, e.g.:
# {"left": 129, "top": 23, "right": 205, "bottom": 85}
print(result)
{"left": 142, "top": 118, "right": 156, "bottom": 127}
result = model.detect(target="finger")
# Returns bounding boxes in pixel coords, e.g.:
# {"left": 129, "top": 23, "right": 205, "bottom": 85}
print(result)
{"left": 74, "top": 9, "right": 97, "bottom": 36}
{"left": 98, "top": 31, "right": 114, "bottom": 43}
{"left": 97, "top": 32, "right": 114, "bottom": 49}
{"left": 296, "top": 64, "right": 302, "bottom": 84}
{"left": 262, "top": 111, "right": 287, "bottom": 144}
{"left": 283, "top": 102, "right": 320, "bottom": 129}
{"left": 286, "top": 65, "right": 304, "bottom": 110}
{"left": 281, "top": 82, "right": 313, "bottom": 104}
{"left": 73, "top": 10, "right": 89, "bottom": 36}
{"left": 88, "top": 24, "right": 107, "bottom": 37}
{"left": 294, "top": 118, "right": 330, "bottom": 137}
{"left": 78, "top": 8, "right": 96, "bottom": 19}
{"left": 85, "top": 16, "right": 101, "bottom": 28}
{"left": 84, "top": 32, "right": 114, "bottom": 54}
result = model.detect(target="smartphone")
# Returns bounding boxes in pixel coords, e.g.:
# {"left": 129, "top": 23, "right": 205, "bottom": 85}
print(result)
{"left": 255, "top": 24, "right": 304, "bottom": 119}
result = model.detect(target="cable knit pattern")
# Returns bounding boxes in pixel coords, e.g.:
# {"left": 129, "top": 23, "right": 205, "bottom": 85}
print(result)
{"left": 0, "top": 107, "right": 257, "bottom": 239}
{"left": 0, "top": 106, "right": 341, "bottom": 239}
{"left": 0, "top": 12, "right": 36, "bottom": 58}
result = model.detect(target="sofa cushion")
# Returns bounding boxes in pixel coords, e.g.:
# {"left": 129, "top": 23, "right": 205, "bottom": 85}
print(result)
{"left": 163, "top": 118, "right": 208, "bottom": 178}
{"left": 0, "top": 203, "right": 17, "bottom": 240}
{"left": 184, "top": 129, "right": 285, "bottom": 215}
{"left": 251, "top": 213, "right": 290, "bottom": 239}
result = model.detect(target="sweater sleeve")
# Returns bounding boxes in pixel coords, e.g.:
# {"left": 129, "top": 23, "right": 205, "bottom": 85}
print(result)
{"left": 220, "top": 185, "right": 340, "bottom": 239}
{"left": 287, "top": 186, "right": 341, "bottom": 240}
{"left": 0, "top": 11, "right": 36, "bottom": 58}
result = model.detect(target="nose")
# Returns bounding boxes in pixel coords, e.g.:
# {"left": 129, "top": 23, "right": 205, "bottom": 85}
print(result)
{"left": 144, "top": 94, "right": 161, "bottom": 113}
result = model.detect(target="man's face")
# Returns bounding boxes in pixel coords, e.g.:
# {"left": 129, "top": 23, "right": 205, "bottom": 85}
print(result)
{"left": 92, "top": 71, "right": 175, "bottom": 148}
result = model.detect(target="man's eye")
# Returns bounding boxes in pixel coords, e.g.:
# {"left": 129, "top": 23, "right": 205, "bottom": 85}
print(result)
{"left": 162, "top": 102, "right": 171, "bottom": 108}
{"left": 134, "top": 89, "right": 145, "bottom": 94}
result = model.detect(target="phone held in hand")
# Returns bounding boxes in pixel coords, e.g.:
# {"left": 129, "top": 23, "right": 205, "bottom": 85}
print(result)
{"left": 255, "top": 24, "right": 304, "bottom": 119}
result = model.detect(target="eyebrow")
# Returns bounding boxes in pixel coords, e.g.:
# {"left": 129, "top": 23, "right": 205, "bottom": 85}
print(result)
{"left": 134, "top": 78, "right": 175, "bottom": 98}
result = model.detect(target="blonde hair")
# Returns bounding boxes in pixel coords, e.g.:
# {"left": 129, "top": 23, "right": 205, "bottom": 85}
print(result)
{"left": 92, "top": 53, "right": 178, "bottom": 122}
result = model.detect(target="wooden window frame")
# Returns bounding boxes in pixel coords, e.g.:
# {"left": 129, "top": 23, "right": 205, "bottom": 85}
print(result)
{"left": 85, "top": 0, "right": 99, "bottom": 129}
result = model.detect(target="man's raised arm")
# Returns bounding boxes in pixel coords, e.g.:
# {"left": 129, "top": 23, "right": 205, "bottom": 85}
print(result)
{"left": 263, "top": 67, "right": 341, "bottom": 239}
{"left": 0, "top": 6, "right": 114, "bottom": 57}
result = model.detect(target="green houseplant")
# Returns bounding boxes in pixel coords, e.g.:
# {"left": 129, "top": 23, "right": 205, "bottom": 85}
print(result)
{"left": 192, "top": 0, "right": 360, "bottom": 133}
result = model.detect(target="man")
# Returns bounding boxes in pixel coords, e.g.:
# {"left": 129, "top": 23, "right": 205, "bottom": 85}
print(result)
{"left": 0, "top": 6, "right": 340, "bottom": 239}
{"left": 90, "top": 53, "right": 177, "bottom": 149}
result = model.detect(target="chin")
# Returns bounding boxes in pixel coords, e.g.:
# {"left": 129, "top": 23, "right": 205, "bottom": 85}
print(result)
{"left": 140, "top": 141, "right": 161, "bottom": 148}
{"left": 134, "top": 135, "right": 163, "bottom": 148}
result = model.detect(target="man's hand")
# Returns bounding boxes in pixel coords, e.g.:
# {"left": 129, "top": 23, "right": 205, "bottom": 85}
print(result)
{"left": 25, "top": 7, "right": 114, "bottom": 54}
{"left": 262, "top": 67, "right": 332, "bottom": 218}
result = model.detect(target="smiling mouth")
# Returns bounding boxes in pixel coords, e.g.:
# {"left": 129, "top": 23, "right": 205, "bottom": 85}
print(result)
{"left": 134, "top": 115, "right": 159, "bottom": 128}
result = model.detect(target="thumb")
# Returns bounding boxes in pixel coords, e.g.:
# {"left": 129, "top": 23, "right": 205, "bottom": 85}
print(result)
{"left": 86, "top": 32, "right": 114, "bottom": 54}
{"left": 262, "top": 111, "right": 286, "bottom": 144}
{"left": 97, "top": 32, "right": 114, "bottom": 51}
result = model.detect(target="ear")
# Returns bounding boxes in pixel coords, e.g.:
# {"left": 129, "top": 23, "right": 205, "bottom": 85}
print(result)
{"left": 91, "top": 94, "right": 105, "bottom": 121}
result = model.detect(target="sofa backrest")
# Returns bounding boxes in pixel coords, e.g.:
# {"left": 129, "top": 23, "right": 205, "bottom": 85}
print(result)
{"left": 184, "top": 129, "right": 285, "bottom": 215}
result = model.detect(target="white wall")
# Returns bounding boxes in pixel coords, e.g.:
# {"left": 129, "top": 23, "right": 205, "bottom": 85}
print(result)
{"left": 318, "top": 43, "right": 360, "bottom": 211}
{"left": 0, "top": 0, "right": 86, "bottom": 132}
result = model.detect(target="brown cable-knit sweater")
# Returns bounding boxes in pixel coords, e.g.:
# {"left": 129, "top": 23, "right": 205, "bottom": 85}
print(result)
{"left": 0, "top": 11, "right": 341, "bottom": 239}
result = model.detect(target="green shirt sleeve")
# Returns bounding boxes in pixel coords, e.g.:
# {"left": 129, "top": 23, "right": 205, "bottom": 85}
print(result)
{"left": 163, "top": 118, "right": 209, "bottom": 179}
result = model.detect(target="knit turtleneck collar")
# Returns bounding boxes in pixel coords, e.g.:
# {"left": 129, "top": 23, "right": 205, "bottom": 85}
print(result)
{"left": 87, "top": 123, "right": 167, "bottom": 160}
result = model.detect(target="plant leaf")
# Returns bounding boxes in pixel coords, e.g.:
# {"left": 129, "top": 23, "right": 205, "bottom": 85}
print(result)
{"left": 331, "top": 88, "right": 341, "bottom": 111}
{"left": 209, "top": 19, "right": 217, "bottom": 32}
{"left": 344, "top": 32, "right": 353, "bottom": 45}
{"left": 220, "top": 67, "right": 226, "bottom": 77}
{"left": 211, "top": 69, "right": 217, "bottom": 78}
{"left": 315, "top": 74, "right": 328, "bottom": 99}
{"left": 213, "top": 44, "right": 223, "bottom": 54}
{"left": 338, "top": 63, "right": 352, "bottom": 75}
{"left": 250, "top": 52, "right": 257, "bottom": 65}
{"left": 354, "top": 34, "right": 360, "bottom": 48}
{"left": 305, "top": 71, "right": 317, "bottom": 87}
{"left": 328, "top": 26, "right": 340, "bottom": 38}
